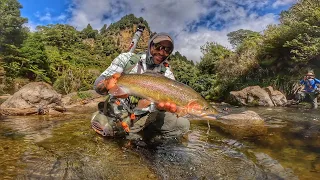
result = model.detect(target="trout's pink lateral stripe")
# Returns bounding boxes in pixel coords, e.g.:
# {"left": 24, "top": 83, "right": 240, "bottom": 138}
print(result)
{"left": 113, "top": 73, "right": 218, "bottom": 119}
{"left": 117, "top": 73, "right": 199, "bottom": 106}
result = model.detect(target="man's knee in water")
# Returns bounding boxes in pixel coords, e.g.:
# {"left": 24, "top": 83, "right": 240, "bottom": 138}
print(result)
{"left": 161, "top": 112, "right": 190, "bottom": 133}
{"left": 175, "top": 117, "right": 190, "bottom": 134}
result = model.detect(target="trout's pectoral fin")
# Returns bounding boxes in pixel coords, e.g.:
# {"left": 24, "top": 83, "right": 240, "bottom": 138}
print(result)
{"left": 108, "top": 85, "right": 128, "bottom": 98}
{"left": 137, "top": 99, "right": 151, "bottom": 108}
{"left": 176, "top": 107, "right": 188, "bottom": 117}
{"left": 187, "top": 100, "right": 201, "bottom": 109}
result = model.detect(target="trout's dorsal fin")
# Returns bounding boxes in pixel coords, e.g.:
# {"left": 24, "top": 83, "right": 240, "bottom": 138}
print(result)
{"left": 109, "top": 85, "right": 129, "bottom": 98}
{"left": 142, "top": 71, "right": 165, "bottom": 77}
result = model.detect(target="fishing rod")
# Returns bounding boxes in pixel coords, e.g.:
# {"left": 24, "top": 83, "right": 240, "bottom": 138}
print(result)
{"left": 120, "top": 23, "right": 145, "bottom": 113}
{"left": 128, "top": 24, "right": 145, "bottom": 53}
{"left": 118, "top": 23, "right": 146, "bottom": 129}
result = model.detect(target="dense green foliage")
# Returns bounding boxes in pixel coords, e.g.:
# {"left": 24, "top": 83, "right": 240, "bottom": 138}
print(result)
{"left": 227, "top": 29, "right": 261, "bottom": 49}
{"left": 0, "top": 0, "right": 28, "bottom": 49}
{"left": 0, "top": 0, "right": 319, "bottom": 103}
{"left": 0, "top": 0, "right": 28, "bottom": 91}
{"left": 255, "top": 0, "right": 320, "bottom": 94}
{"left": 107, "top": 14, "right": 150, "bottom": 33}
{"left": 171, "top": 0, "right": 320, "bottom": 101}
{"left": 0, "top": 1, "right": 149, "bottom": 94}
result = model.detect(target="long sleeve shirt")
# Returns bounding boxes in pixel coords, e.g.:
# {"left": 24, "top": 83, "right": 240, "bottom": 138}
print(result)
{"left": 94, "top": 52, "right": 175, "bottom": 95}
{"left": 300, "top": 78, "right": 320, "bottom": 93}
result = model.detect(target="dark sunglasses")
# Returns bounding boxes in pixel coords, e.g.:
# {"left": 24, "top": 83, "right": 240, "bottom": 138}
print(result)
{"left": 153, "top": 43, "right": 173, "bottom": 54}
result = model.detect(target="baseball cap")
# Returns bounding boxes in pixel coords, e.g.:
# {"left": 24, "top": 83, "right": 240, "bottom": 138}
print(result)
{"left": 153, "top": 35, "right": 173, "bottom": 44}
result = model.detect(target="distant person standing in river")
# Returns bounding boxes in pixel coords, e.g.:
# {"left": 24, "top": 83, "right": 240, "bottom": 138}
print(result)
{"left": 296, "top": 72, "right": 320, "bottom": 109}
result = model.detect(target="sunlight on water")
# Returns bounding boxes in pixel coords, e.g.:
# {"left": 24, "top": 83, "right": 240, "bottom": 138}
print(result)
{"left": 0, "top": 124, "right": 28, "bottom": 179}
{"left": 0, "top": 114, "right": 156, "bottom": 179}
{"left": 0, "top": 106, "right": 319, "bottom": 179}
{"left": 245, "top": 107, "right": 320, "bottom": 180}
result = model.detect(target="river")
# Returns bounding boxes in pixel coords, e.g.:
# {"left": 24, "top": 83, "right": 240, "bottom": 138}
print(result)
{"left": 0, "top": 106, "right": 319, "bottom": 179}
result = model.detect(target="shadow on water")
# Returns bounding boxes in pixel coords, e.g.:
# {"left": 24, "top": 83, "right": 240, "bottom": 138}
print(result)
{"left": 0, "top": 106, "right": 319, "bottom": 179}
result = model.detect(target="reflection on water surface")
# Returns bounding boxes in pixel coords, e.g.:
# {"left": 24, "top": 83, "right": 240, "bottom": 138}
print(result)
{"left": 0, "top": 107, "right": 319, "bottom": 179}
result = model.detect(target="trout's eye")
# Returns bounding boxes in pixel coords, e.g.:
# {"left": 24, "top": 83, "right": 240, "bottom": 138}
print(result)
{"left": 203, "top": 107, "right": 209, "bottom": 111}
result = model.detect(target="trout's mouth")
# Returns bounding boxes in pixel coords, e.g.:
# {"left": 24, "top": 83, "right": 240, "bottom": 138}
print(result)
{"left": 201, "top": 114, "right": 217, "bottom": 120}
{"left": 188, "top": 113, "right": 218, "bottom": 121}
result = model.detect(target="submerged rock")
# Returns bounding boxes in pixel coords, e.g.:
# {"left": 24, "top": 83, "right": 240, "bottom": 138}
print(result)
{"left": 214, "top": 110, "right": 267, "bottom": 138}
{"left": 136, "top": 139, "right": 268, "bottom": 179}
{"left": 254, "top": 152, "right": 299, "bottom": 180}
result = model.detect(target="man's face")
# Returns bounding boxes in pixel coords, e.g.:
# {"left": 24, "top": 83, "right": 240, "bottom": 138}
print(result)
{"left": 150, "top": 40, "right": 173, "bottom": 64}
{"left": 307, "top": 75, "right": 314, "bottom": 79}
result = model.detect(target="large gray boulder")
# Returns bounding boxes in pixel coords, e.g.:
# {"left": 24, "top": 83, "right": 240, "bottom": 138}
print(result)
{"left": 229, "top": 86, "right": 287, "bottom": 107}
{"left": 0, "top": 82, "right": 62, "bottom": 109}
{"left": 264, "top": 86, "right": 287, "bottom": 106}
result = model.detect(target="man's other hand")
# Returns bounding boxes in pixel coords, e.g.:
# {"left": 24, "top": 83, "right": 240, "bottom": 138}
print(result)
{"left": 157, "top": 101, "right": 177, "bottom": 113}
{"left": 104, "top": 73, "right": 121, "bottom": 90}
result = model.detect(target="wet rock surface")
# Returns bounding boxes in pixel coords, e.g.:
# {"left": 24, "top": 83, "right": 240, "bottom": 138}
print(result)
{"left": 0, "top": 82, "right": 64, "bottom": 116}
{"left": 135, "top": 136, "right": 268, "bottom": 179}
{"left": 253, "top": 152, "right": 299, "bottom": 180}
{"left": 0, "top": 83, "right": 104, "bottom": 116}
{"left": 214, "top": 110, "right": 267, "bottom": 138}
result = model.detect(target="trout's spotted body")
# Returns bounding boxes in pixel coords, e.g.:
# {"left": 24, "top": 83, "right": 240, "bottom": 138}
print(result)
{"left": 109, "top": 73, "right": 218, "bottom": 120}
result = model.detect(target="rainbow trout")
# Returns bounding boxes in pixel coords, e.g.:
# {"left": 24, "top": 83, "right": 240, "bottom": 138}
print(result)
{"left": 109, "top": 73, "right": 218, "bottom": 120}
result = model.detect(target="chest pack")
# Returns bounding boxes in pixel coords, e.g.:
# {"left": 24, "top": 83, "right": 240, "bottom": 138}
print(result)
{"left": 123, "top": 53, "right": 169, "bottom": 74}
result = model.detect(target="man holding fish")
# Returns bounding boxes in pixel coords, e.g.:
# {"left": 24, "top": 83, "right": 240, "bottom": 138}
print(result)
{"left": 92, "top": 31, "right": 217, "bottom": 141}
